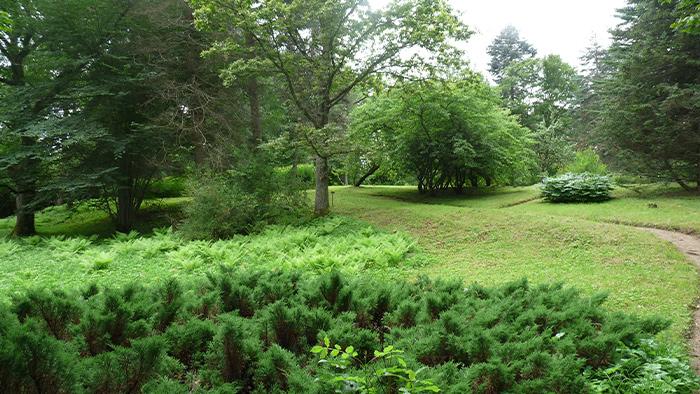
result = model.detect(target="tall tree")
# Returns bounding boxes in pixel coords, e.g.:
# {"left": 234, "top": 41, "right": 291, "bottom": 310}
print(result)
{"left": 500, "top": 55, "right": 581, "bottom": 175}
{"left": 0, "top": 0, "right": 130, "bottom": 235}
{"left": 487, "top": 25, "right": 537, "bottom": 84}
{"left": 190, "top": 0, "right": 470, "bottom": 215}
{"left": 598, "top": 0, "right": 700, "bottom": 190}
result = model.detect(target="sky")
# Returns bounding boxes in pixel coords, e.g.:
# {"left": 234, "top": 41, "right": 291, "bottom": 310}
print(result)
{"left": 371, "top": 0, "right": 628, "bottom": 77}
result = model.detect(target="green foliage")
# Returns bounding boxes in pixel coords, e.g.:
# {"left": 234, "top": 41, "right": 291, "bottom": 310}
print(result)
{"left": 596, "top": 0, "right": 700, "bottom": 191}
{"left": 0, "top": 271, "right": 684, "bottom": 392}
{"left": 312, "top": 339, "right": 440, "bottom": 393}
{"left": 542, "top": 173, "right": 614, "bottom": 203}
{"left": 500, "top": 55, "right": 581, "bottom": 175}
{"left": 0, "top": 216, "right": 426, "bottom": 298}
{"left": 275, "top": 164, "right": 315, "bottom": 189}
{"left": 147, "top": 177, "right": 187, "bottom": 198}
{"left": 351, "top": 76, "right": 535, "bottom": 194}
{"left": 587, "top": 339, "right": 699, "bottom": 393}
{"left": 562, "top": 149, "right": 608, "bottom": 175}
{"left": 181, "top": 158, "right": 309, "bottom": 239}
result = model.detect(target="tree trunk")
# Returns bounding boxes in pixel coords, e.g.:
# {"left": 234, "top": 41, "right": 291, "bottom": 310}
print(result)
{"left": 12, "top": 136, "right": 38, "bottom": 236}
{"left": 354, "top": 164, "right": 380, "bottom": 187}
{"left": 314, "top": 156, "right": 330, "bottom": 215}
{"left": 245, "top": 33, "right": 263, "bottom": 146}
{"left": 13, "top": 191, "right": 36, "bottom": 236}
{"left": 116, "top": 187, "right": 136, "bottom": 233}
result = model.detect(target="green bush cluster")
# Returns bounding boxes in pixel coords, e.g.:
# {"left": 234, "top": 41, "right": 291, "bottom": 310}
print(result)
{"left": 1, "top": 270, "right": 694, "bottom": 393}
{"left": 181, "top": 160, "right": 309, "bottom": 239}
{"left": 542, "top": 173, "right": 614, "bottom": 203}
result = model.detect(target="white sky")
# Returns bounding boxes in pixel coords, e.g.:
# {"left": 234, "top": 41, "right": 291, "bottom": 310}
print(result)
{"left": 371, "top": 0, "right": 628, "bottom": 78}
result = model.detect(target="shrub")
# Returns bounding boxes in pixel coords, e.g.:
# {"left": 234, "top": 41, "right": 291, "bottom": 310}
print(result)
{"left": 562, "top": 148, "right": 608, "bottom": 175}
{"left": 181, "top": 160, "right": 309, "bottom": 239}
{"left": 276, "top": 163, "right": 315, "bottom": 189}
{"left": 146, "top": 176, "right": 187, "bottom": 198}
{"left": 542, "top": 173, "right": 614, "bottom": 203}
{"left": 0, "top": 270, "right": 695, "bottom": 393}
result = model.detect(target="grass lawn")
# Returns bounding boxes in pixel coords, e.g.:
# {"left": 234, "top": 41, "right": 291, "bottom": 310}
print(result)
{"left": 332, "top": 185, "right": 699, "bottom": 343}
{"left": 0, "top": 184, "right": 698, "bottom": 345}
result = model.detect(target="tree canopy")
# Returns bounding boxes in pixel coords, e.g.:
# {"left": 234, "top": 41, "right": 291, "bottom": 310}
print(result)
{"left": 190, "top": 0, "right": 471, "bottom": 214}
{"left": 351, "top": 74, "right": 535, "bottom": 194}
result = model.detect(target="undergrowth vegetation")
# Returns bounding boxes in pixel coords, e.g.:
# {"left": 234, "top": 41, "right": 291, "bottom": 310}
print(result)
{"left": 1, "top": 270, "right": 696, "bottom": 393}
{"left": 542, "top": 173, "right": 614, "bottom": 203}
{"left": 0, "top": 217, "right": 425, "bottom": 302}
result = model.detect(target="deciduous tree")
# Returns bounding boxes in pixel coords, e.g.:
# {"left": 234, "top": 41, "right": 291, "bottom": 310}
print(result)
{"left": 190, "top": 0, "right": 470, "bottom": 214}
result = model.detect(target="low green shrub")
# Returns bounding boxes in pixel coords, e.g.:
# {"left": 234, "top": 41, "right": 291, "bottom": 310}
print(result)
{"left": 146, "top": 176, "right": 187, "bottom": 198}
{"left": 542, "top": 173, "right": 614, "bottom": 203}
{"left": 181, "top": 160, "right": 309, "bottom": 239}
{"left": 0, "top": 270, "right": 695, "bottom": 393}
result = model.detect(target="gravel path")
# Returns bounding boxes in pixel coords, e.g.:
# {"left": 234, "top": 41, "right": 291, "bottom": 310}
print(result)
{"left": 639, "top": 227, "right": 700, "bottom": 373}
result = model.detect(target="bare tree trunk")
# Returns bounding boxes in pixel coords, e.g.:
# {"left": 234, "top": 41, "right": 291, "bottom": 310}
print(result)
{"left": 13, "top": 191, "right": 36, "bottom": 236}
{"left": 314, "top": 156, "right": 330, "bottom": 215}
{"left": 245, "top": 33, "right": 263, "bottom": 146}
{"left": 116, "top": 187, "right": 136, "bottom": 233}
{"left": 354, "top": 163, "right": 380, "bottom": 187}
{"left": 12, "top": 136, "right": 38, "bottom": 236}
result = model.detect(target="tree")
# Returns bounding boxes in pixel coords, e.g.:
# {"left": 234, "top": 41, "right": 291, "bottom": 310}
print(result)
{"left": 487, "top": 25, "right": 537, "bottom": 84}
{"left": 0, "top": 0, "right": 131, "bottom": 235}
{"left": 351, "top": 75, "right": 535, "bottom": 194}
{"left": 190, "top": 0, "right": 470, "bottom": 215}
{"left": 664, "top": 0, "right": 700, "bottom": 33}
{"left": 0, "top": 10, "right": 10, "bottom": 32}
{"left": 597, "top": 0, "right": 700, "bottom": 191}
{"left": 500, "top": 55, "right": 581, "bottom": 175}
{"left": 67, "top": 0, "right": 216, "bottom": 232}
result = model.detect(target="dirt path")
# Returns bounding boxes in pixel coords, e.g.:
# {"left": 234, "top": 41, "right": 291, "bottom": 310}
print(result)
{"left": 639, "top": 227, "right": 700, "bottom": 372}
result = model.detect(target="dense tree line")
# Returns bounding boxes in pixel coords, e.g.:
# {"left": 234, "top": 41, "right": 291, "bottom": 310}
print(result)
{"left": 2, "top": 0, "right": 698, "bottom": 237}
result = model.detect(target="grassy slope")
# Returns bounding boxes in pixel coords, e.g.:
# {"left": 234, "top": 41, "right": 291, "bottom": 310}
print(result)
{"left": 332, "top": 186, "right": 699, "bottom": 343}
{"left": 367, "top": 184, "right": 700, "bottom": 233}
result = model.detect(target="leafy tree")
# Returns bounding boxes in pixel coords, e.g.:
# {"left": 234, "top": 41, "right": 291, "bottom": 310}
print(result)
{"left": 487, "top": 25, "right": 537, "bottom": 84}
{"left": 352, "top": 75, "right": 535, "bottom": 194}
{"left": 664, "top": 0, "right": 700, "bottom": 33}
{"left": 598, "top": 0, "right": 700, "bottom": 191}
{"left": 190, "top": 0, "right": 471, "bottom": 214}
{"left": 500, "top": 55, "right": 581, "bottom": 175}
{"left": 0, "top": 0, "right": 131, "bottom": 235}
{"left": 0, "top": 10, "right": 10, "bottom": 32}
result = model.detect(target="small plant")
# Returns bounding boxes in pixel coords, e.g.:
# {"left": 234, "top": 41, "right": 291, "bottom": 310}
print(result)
{"left": 542, "top": 173, "right": 614, "bottom": 203}
{"left": 587, "top": 339, "right": 699, "bottom": 393}
{"left": 312, "top": 337, "right": 440, "bottom": 393}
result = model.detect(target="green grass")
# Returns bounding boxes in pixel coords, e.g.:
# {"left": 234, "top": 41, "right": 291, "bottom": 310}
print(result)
{"left": 509, "top": 185, "right": 700, "bottom": 234}
{"left": 332, "top": 186, "right": 699, "bottom": 343}
{"left": 0, "top": 198, "right": 189, "bottom": 238}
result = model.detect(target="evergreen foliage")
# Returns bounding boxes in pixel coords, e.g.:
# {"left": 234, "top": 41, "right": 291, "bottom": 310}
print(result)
{"left": 0, "top": 270, "right": 695, "bottom": 393}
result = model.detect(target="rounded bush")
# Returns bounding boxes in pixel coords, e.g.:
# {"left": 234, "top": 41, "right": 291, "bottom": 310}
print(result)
{"left": 541, "top": 173, "right": 614, "bottom": 203}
